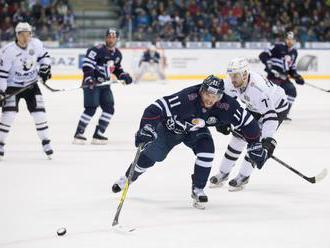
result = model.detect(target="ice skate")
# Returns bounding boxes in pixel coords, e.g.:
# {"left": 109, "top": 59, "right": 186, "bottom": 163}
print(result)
{"left": 112, "top": 176, "right": 128, "bottom": 193}
{"left": 228, "top": 174, "right": 250, "bottom": 192}
{"left": 42, "top": 139, "right": 53, "bottom": 160}
{"left": 209, "top": 171, "right": 229, "bottom": 188}
{"left": 73, "top": 132, "right": 87, "bottom": 145}
{"left": 91, "top": 127, "right": 108, "bottom": 145}
{"left": 0, "top": 142, "right": 4, "bottom": 160}
{"left": 191, "top": 187, "right": 208, "bottom": 210}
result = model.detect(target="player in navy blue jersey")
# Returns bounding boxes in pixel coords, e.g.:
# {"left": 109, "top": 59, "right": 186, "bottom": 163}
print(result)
{"left": 112, "top": 75, "right": 273, "bottom": 209}
{"left": 259, "top": 31, "right": 305, "bottom": 120}
{"left": 73, "top": 28, "right": 133, "bottom": 145}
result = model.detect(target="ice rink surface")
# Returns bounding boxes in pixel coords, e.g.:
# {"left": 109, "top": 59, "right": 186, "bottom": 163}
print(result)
{"left": 0, "top": 79, "right": 329, "bottom": 248}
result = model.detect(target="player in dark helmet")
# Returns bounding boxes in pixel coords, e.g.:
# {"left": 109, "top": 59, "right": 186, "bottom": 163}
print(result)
{"left": 259, "top": 31, "right": 305, "bottom": 120}
{"left": 73, "top": 28, "right": 133, "bottom": 145}
{"left": 112, "top": 75, "right": 266, "bottom": 209}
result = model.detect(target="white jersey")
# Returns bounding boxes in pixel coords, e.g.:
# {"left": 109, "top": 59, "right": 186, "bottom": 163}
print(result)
{"left": 224, "top": 71, "right": 288, "bottom": 138}
{"left": 0, "top": 38, "right": 50, "bottom": 91}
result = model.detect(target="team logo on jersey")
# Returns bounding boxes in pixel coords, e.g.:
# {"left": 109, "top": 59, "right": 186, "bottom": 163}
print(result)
{"left": 29, "top": 49, "right": 35, "bottom": 56}
{"left": 206, "top": 117, "right": 217, "bottom": 125}
{"left": 21, "top": 58, "right": 34, "bottom": 71}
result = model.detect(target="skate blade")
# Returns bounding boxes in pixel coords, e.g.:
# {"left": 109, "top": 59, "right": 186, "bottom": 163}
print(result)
{"left": 72, "top": 138, "right": 86, "bottom": 145}
{"left": 228, "top": 185, "right": 245, "bottom": 192}
{"left": 91, "top": 139, "right": 108, "bottom": 145}
{"left": 209, "top": 182, "right": 224, "bottom": 188}
{"left": 192, "top": 200, "right": 206, "bottom": 210}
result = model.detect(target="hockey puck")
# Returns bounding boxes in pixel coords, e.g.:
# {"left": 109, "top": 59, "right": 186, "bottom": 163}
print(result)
{"left": 56, "top": 227, "right": 67, "bottom": 236}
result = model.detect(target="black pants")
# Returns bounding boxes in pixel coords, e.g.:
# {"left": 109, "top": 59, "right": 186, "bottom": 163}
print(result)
{"left": 3, "top": 84, "right": 45, "bottom": 113}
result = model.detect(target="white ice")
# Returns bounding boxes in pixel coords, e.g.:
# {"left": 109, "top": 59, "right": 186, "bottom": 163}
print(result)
{"left": 0, "top": 80, "right": 329, "bottom": 248}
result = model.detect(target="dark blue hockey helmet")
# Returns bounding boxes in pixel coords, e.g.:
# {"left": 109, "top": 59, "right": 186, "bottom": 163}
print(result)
{"left": 106, "top": 28, "right": 119, "bottom": 38}
{"left": 200, "top": 75, "right": 224, "bottom": 97}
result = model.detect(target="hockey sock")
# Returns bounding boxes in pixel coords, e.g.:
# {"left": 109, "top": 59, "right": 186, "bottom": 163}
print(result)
{"left": 0, "top": 111, "right": 16, "bottom": 144}
{"left": 96, "top": 111, "right": 113, "bottom": 134}
{"left": 219, "top": 136, "right": 245, "bottom": 174}
{"left": 125, "top": 153, "right": 155, "bottom": 181}
{"left": 76, "top": 108, "right": 96, "bottom": 134}
{"left": 237, "top": 156, "right": 254, "bottom": 177}
{"left": 192, "top": 152, "right": 214, "bottom": 188}
{"left": 31, "top": 111, "right": 50, "bottom": 141}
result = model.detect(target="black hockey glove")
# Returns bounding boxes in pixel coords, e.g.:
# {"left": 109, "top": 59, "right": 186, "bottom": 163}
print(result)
{"left": 39, "top": 64, "right": 52, "bottom": 83}
{"left": 262, "top": 137, "right": 277, "bottom": 157}
{"left": 119, "top": 73, "right": 133, "bottom": 85}
{"left": 135, "top": 124, "right": 158, "bottom": 147}
{"left": 247, "top": 142, "right": 269, "bottom": 169}
{"left": 84, "top": 77, "right": 97, "bottom": 90}
{"left": 293, "top": 74, "right": 305, "bottom": 85}
{"left": 215, "top": 123, "right": 231, "bottom": 135}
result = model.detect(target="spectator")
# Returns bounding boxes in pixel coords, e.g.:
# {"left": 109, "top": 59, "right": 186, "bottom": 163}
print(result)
{"left": 0, "top": 0, "right": 74, "bottom": 44}
{"left": 118, "top": 0, "right": 330, "bottom": 43}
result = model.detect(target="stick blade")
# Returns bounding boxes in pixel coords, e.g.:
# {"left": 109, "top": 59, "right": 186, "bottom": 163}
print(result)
{"left": 112, "top": 224, "right": 136, "bottom": 234}
{"left": 315, "top": 168, "right": 328, "bottom": 183}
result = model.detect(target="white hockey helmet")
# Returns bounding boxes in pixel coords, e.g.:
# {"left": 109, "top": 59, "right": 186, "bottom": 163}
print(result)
{"left": 15, "top": 22, "right": 32, "bottom": 34}
{"left": 226, "top": 57, "right": 249, "bottom": 88}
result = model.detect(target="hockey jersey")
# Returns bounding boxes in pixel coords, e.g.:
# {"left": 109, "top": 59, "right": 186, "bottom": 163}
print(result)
{"left": 259, "top": 42, "right": 298, "bottom": 79}
{"left": 82, "top": 44, "right": 126, "bottom": 84}
{"left": 139, "top": 84, "right": 261, "bottom": 144}
{"left": 0, "top": 38, "right": 50, "bottom": 91}
{"left": 224, "top": 71, "right": 288, "bottom": 138}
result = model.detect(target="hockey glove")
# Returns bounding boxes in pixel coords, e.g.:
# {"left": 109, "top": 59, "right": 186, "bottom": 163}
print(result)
{"left": 215, "top": 123, "right": 231, "bottom": 135}
{"left": 84, "top": 77, "right": 97, "bottom": 90}
{"left": 39, "top": 64, "right": 52, "bottom": 83}
{"left": 247, "top": 142, "right": 269, "bottom": 169}
{"left": 119, "top": 73, "right": 133, "bottom": 85}
{"left": 293, "top": 74, "right": 305, "bottom": 85}
{"left": 135, "top": 124, "right": 158, "bottom": 147}
{"left": 262, "top": 137, "right": 277, "bottom": 157}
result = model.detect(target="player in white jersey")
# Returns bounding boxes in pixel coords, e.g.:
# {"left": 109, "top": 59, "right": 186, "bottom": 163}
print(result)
{"left": 209, "top": 58, "right": 289, "bottom": 191}
{"left": 0, "top": 22, "right": 53, "bottom": 159}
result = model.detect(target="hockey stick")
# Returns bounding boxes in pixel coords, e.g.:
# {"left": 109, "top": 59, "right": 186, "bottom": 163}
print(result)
{"left": 305, "top": 82, "right": 330, "bottom": 93}
{"left": 230, "top": 129, "right": 328, "bottom": 184}
{"left": 112, "top": 143, "right": 144, "bottom": 232}
{"left": 41, "top": 79, "right": 124, "bottom": 92}
{"left": 270, "top": 155, "right": 327, "bottom": 183}
{"left": 0, "top": 81, "right": 37, "bottom": 103}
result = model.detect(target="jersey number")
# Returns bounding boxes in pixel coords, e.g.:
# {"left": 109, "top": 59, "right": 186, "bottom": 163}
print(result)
{"left": 262, "top": 99, "right": 268, "bottom": 107}
{"left": 88, "top": 50, "right": 97, "bottom": 60}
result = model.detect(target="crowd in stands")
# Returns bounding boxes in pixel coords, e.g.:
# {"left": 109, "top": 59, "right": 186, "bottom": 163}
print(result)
{"left": 117, "top": 0, "right": 330, "bottom": 44}
{"left": 0, "top": 0, "right": 74, "bottom": 43}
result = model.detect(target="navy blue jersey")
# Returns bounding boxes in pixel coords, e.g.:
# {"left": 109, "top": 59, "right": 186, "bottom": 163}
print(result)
{"left": 259, "top": 42, "right": 298, "bottom": 78}
{"left": 82, "top": 44, "right": 125, "bottom": 83}
{"left": 139, "top": 50, "right": 161, "bottom": 66}
{"left": 140, "top": 85, "right": 261, "bottom": 144}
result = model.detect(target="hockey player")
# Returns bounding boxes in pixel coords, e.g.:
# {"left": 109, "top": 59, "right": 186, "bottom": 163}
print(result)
{"left": 259, "top": 31, "right": 304, "bottom": 120}
{"left": 112, "top": 75, "right": 271, "bottom": 208}
{"left": 209, "top": 58, "right": 288, "bottom": 191}
{"left": 73, "top": 28, "right": 133, "bottom": 145}
{"left": 134, "top": 45, "right": 166, "bottom": 83}
{"left": 0, "top": 22, "right": 53, "bottom": 159}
